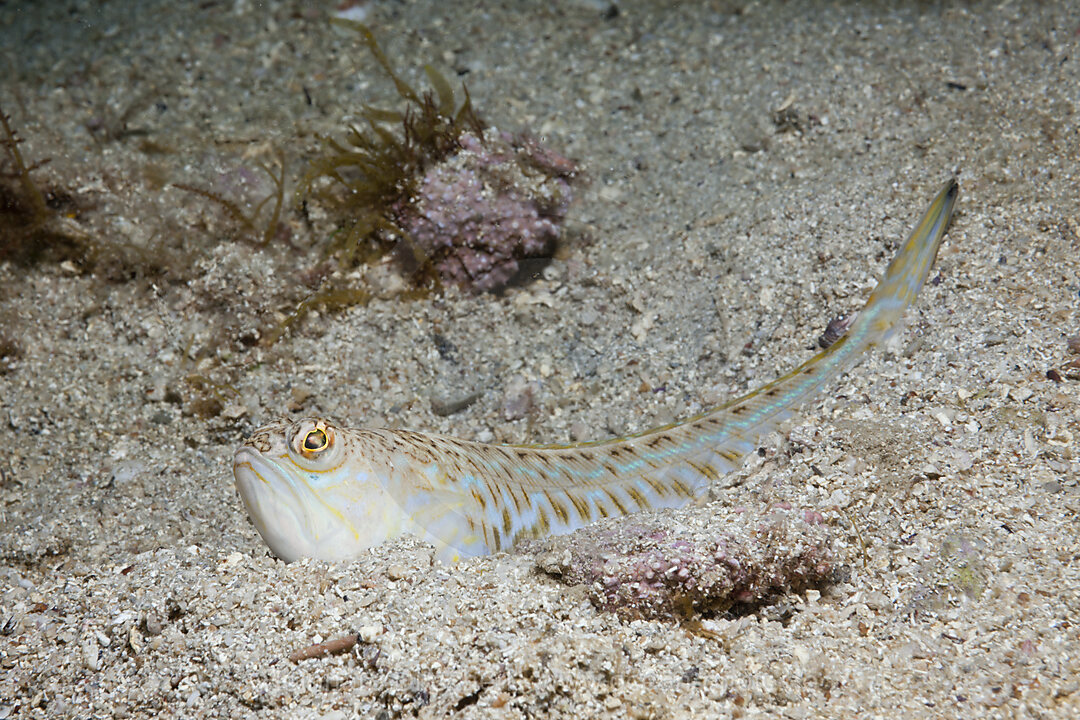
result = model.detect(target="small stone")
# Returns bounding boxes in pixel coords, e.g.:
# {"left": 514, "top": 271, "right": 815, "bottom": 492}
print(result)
{"left": 1009, "top": 386, "right": 1033, "bottom": 403}
{"left": 221, "top": 402, "right": 248, "bottom": 420}
{"left": 863, "top": 590, "right": 893, "bottom": 612}
{"left": 144, "top": 611, "right": 164, "bottom": 636}
{"left": 791, "top": 644, "right": 810, "bottom": 667}
{"left": 128, "top": 625, "right": 144, "bottom": 654}
{"left": 931, "top": 407, "right": 955, "bottom": 427}
{"left": 358, "top": 625, "right": 382, "bottom": 643}
{"left": 630, "top": 313, "right": 655, "bottom": 342}
{"left": 1023, "top": 428, "right": 1038, "bottom": 457}
{"left": 502, "top": 375, "right": 539, "bottom": 421}
{"left": 430, "top": 390, "right": 481, "bottom": 417}
{"left": 288, "top": 387, "right": 315, "bottom": 412}
{"left": 386, "top": 564, "right": 408, "bottom": 581}
{"left": 599, "top": 185, "right": 622, "bottom": 201}
{"left": 392, "top": 129, "right": 577, "bottom": 292}
{"left": 82, "top": 640, "right": 100, "bottom": 671}
{"left": 570, "top": 421, "right": 590, "bottom": 442}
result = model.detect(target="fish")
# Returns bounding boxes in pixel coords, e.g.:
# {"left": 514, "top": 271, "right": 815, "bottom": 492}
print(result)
{"left": 233, "top": 178, "right": 959, "bottom": 564}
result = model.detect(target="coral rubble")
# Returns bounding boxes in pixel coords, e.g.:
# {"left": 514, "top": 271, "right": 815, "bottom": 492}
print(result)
{"left": 536, "top": 505, "right": 836, "bottom": 620}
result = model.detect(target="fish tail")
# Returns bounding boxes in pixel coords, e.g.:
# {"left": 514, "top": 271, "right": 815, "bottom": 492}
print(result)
{"left": 713, "top": 178, "right": 958, "bottom": 423}
{"left": 618, "top": 179, "right": 960, "bottom": 488}
{"left": 858, "top": 177, "right": 959, "bottom": 342}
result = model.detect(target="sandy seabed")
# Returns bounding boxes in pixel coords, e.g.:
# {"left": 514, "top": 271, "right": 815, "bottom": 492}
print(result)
{"left": 1, "top": 1, "right": 1078, "bottom": 718}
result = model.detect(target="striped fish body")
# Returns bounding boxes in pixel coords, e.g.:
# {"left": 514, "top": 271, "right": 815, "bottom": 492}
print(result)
{"left": 233, "top": 179, "right": 958, "bottom": 564}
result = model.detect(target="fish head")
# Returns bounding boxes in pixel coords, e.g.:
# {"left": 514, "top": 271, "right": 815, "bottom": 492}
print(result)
{"left": 233, "top": 417, "right": 403, "bottom": 562}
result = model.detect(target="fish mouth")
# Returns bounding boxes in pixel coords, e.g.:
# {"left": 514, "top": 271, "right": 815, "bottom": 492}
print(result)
{"left": 232, "top": 447, "right": 316, "bottom": 563}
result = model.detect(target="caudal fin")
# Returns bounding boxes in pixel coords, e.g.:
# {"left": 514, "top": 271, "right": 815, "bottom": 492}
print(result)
{"left": 861, "top": 177, "right": 959, "bottom": 339}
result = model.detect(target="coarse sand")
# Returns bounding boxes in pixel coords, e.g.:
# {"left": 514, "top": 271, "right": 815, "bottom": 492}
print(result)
{"left": 1, "top": 1, "right": 1078, "bottom": 718}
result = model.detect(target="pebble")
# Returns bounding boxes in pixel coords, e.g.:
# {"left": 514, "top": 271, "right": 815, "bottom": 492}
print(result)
{"left": 358, "top": 625, "right": 383, "bottom": 643}
{"left": 931, "top": 407, "right": 956, "bottom": 427}
{"left": 82, "top": 640, "right": 100, "bottom": 671}
{"left": 1009, "top": 386, "right": 1034, "bottom": 403}
{"left": 128, "top": 626, "right": 144, "bottom": 654}
{"left": 430, "top": 389, "right": 482, "bottom": 416}
{"left": 502, "top": 375, "right": 539, "bottom": 421}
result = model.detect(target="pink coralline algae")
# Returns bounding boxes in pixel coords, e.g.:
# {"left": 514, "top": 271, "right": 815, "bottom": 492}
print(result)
{"left": 392, "top": 130, "right": 576, "bottom": 292}
{"left": 298, "top": 21, "right": 579, "bottom": 293}
{"left": 535, "top": 506, "right": 835, "bottom": 620}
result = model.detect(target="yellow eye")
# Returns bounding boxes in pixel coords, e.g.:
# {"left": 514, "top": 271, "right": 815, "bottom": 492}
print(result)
{"left": 288, "top": 419, "right": 341, "bottom": 468}
{"left": 302, "top": 428, "right": 329, "bottom": 453}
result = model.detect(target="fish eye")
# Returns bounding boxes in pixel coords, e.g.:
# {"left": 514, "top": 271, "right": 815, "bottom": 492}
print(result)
{"left": 290, "top": 420, "right": 337, "bottom": 463}
{"left": 303, "top": 428, "right": 328, "bottom": 452}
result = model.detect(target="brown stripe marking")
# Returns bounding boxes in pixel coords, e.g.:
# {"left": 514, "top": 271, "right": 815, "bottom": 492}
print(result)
{"left": 511, "top": 483, "right": 534, "bottom": 514}
{"left": 643, "top": 476, "right": 668, "bottom": 497}
{"left": 625, "top": 485, "right": 649, "bottom": 509}
{"left": 604, "top": 488, "right": 628, "bottom": 515}
{"left": 485, "top": 479, "right": 504, "bottom": 508}
{"left": 567, "top": 492, "right": 592, "bottom": 522}
{"left": 535, "top": 504, "right": 550, "bottom": 533}
{"left": 471, "top": 488, "right": 487, "bottom": 510}
{"left": 543, "top": 490, "right": 570, "bottom": 525}
{"left": 491, "top": 525, "right": 502, "bottom": 552}
{"left": 572, "top": 450, "right": 593, "bottom": 465}
{"left": 689, "top": 461, "right": 719, "bottom": 481}
{"left": 719, "top": 449, "right": 742, "bottom": 464}
{"left": 502, "top": 508, "right": 513, "bottom": 535}
{"left": 672, "top": 478, "right": 694, "bottom": 498}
